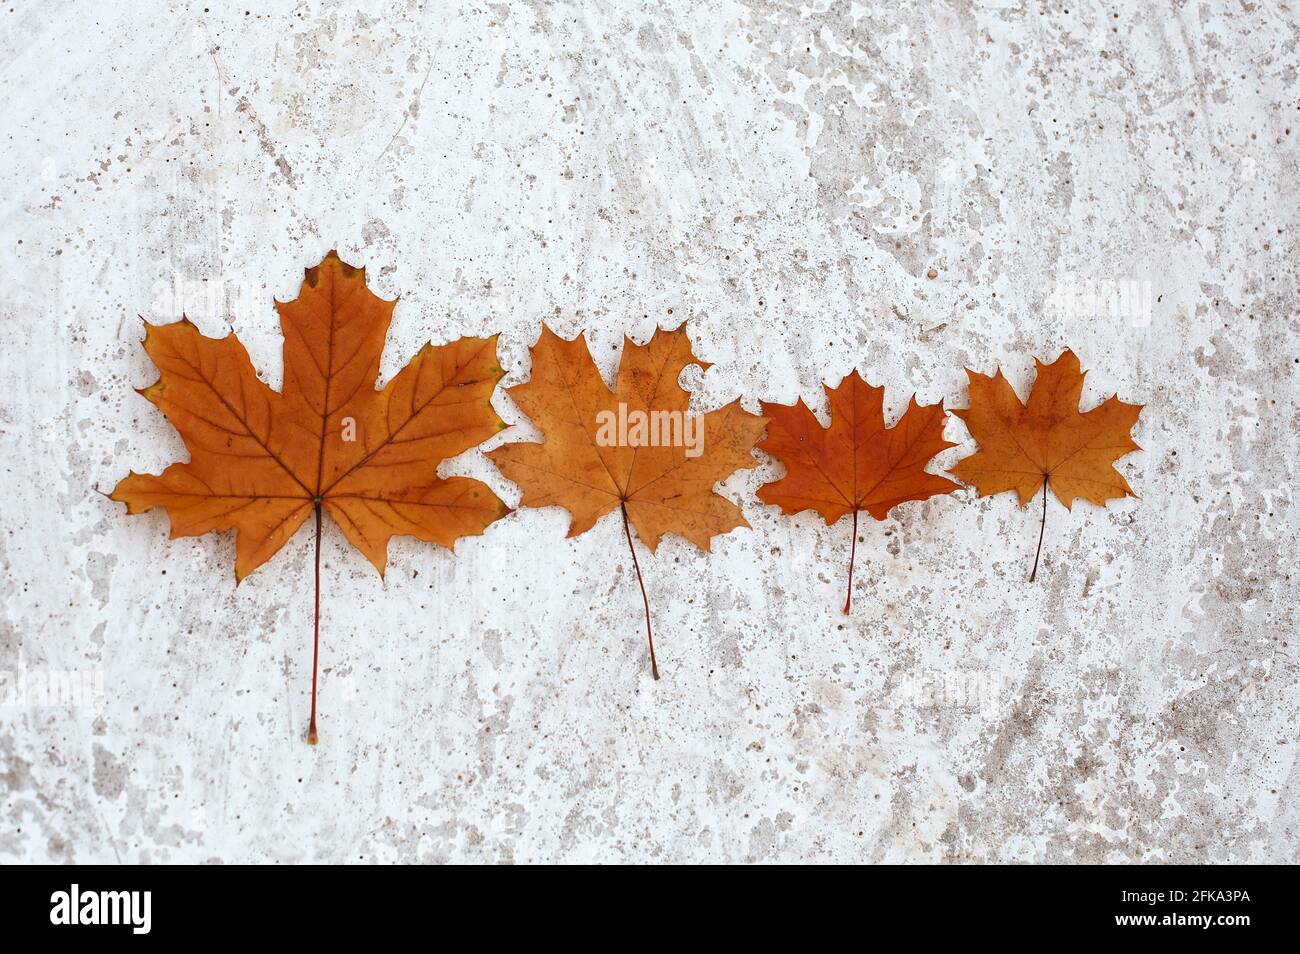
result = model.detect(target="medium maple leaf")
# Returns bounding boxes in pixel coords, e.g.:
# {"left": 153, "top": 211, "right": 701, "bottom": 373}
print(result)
{"left": 488, "top": 325, "right": 766, "bottom": 678}
{"left": 757, "top": 371, "right": 959, "bottom": 613}
{"left": 949, "top": 348, "right": 1142, "bottom": 580}
{"left": 110, "top": 251, "right": 509, "bottom": 742}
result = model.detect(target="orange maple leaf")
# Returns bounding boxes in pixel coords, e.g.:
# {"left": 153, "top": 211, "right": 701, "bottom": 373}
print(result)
{"left": 110, "top": 251, "right": 509, "bottom": 742}
{"left": 949, "top": 348, "right": 1143, "bottom": 580}
{"left": 757, "top": 371, "right": 959, "bottom": 613}
{"left": 488, "top": 325, "right": 766, "bottom": 678}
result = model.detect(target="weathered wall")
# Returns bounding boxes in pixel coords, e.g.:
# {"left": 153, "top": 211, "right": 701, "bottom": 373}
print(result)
{"left": 1, "top": 1, "right": 1297, "bottom": 863}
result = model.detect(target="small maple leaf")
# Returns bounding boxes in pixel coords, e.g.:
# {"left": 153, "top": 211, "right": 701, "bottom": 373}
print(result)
{"left": 110, "top": 251, "right": 509, "bottom": 742}
{"left": 756, "top": 371, "right": 959, "bottom": 613}
{"left": 488, "top": 325, "right": 765, "bottom": 679}
{"left": 949, "top": 348, "right": 1143, "bottom": 580}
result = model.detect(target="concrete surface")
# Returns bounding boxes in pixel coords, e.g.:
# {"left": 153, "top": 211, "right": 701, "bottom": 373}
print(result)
{"left": 1, "top": 1, "right": 1297, "bottom": 863}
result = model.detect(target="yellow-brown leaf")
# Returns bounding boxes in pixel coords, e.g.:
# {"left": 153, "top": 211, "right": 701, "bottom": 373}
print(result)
{"left": 489, "top": 325, "right": 765, "bottom": 554}
{"left": 487, "top": 324, "right": 764, "bottom": 678}
{"left": 949, "top": 348, "right": 1142, "bottom": 509}
{"left": 111, "top": 251, "right": 509, "bottom": 581}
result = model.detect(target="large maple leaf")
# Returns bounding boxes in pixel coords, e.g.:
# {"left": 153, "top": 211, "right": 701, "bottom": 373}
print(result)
{"left": 757, "top": 371, "right": 958, "bottom": 613}
{"left": 949, "top": 348, "right": 1142, "bottom": 580}
{"left": 488, "top": 325, "right": 765, "bottom": 678}
{"left": 111, "top": 251, "right": 509, "bottom": 742}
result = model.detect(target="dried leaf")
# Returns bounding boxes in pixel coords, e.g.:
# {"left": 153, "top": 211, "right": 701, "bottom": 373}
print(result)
{"left": 489, "top": 325, "right": 765, "bottom": 676}
{"left": 111, "top": 251, "right": 509, "bottom": 739}
{"left": 949, "top": 348, "right": 1143, "bottom": 579}
{"left": 757, "top": 370, "right": 958, "bottom": 611}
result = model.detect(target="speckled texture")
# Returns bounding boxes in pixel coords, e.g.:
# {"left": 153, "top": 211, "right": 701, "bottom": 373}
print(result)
{"left": 2, "top": 1, "right": 1297, "bottom": 864}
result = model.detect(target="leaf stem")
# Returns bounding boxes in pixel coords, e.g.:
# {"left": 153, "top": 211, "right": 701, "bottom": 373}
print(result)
{"left": 843, "top": 507, "right": 859, "bottom": 614}
{"left": 308, "top": 499, "right": 322, "bottom": 744}
{"left": 1029, "top": 476, "right": 1048, "bottom": 583}
{"left": 620, "top": 502, "right": 659, "bottom": 680}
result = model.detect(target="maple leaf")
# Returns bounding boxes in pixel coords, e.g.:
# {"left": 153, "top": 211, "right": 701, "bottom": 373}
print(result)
{"left": 948, "top": 348, "right": 1142, "bottom": 580}
{"left": 110, "top": 251, "right": 509, "bottom": 742}
{"left": 488, "top": 325, "right": 765, "bottom": 678}
{"left": 756, "top": 371, "right": 959, "bottom": 613}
